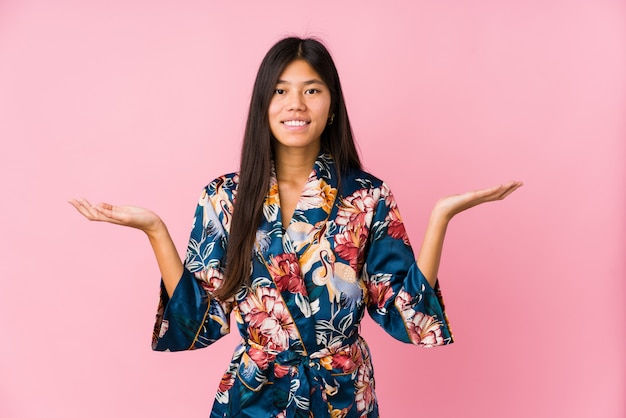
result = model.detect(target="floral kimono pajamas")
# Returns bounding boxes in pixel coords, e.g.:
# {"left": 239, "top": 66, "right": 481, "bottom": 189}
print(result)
{"left": 152, "top": 154, "right": 453, "bottom": 417}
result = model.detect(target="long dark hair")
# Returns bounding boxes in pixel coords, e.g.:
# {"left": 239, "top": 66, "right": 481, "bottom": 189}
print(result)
{"left": 214, "top": 37, "right": 361, "bottom": 301}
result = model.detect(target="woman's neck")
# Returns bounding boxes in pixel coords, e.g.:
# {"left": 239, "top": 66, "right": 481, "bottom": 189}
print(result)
{"left": 273, "top": 144, "right": 320, "bottom": 225}
{"left": 273, "top": 143, "right": 320, "bottom": 183}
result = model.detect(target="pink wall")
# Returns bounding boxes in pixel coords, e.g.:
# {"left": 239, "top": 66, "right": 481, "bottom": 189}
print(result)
{"left": 1, "top": 1, "right": 624, "bottom": 417}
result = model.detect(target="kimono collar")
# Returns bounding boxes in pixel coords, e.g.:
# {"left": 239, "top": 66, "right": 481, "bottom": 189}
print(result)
{"left": 268, "top": 153, "right": 338, "bottom": 218}
{"left": 258, "top": 153, "right": 339, "bottom": 256}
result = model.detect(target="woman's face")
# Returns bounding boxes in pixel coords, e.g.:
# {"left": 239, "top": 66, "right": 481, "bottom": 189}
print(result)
{"left": 268, "top": 59, "right": 332, "bottom": 155}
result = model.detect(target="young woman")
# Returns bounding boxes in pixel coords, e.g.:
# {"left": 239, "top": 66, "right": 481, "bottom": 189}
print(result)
{"left": 70, "top": 37, "right": 522, "bottom": 417}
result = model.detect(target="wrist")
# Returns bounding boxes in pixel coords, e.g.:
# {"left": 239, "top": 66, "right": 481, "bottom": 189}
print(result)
{"left": 144, "top": 218, "right": 168, "bottom": 240}
{"left": 431, "top": 200, "right": 454, "bottom": 224}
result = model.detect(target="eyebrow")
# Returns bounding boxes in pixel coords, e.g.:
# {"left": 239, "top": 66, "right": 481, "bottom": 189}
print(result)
{"left": 275, "top": 79, "right": 325, "bottom": 85}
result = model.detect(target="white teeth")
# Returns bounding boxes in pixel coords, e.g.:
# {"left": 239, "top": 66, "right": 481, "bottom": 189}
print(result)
{"left": 283, "top": 120, "right": 308, "bottom": 127}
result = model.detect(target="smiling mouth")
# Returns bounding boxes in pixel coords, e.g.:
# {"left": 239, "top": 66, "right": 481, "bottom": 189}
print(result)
{"left": 282, "top": 120, "right": 310, "bottom": 127}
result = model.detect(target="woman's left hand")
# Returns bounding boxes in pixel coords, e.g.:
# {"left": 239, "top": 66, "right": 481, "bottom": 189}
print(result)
{"left": 417, "top": 180, "right": 523, "bottom": 287}
{"left": 434, "top": 180, "right": 524, "bottom": 221}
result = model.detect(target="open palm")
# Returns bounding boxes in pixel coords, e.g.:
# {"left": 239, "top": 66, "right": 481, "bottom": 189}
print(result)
{"left": 68, "top": 198, "right": 162, "bottom": 233}
{"left": 435, "top": 180, "right": 523, "bottom": 221}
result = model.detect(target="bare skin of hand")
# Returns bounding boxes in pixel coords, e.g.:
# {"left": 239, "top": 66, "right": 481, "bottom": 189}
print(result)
{"left": 417, "top": 180, "right": 523, "bottom": 287}
{"left": 68, "top": 198, "right": 183, "bottom": 296}
{"left": 434, "top": 180, "right": 524, "bottom": 221}
{"left": 68, "top": 198, "right": 163, "bottom": 234}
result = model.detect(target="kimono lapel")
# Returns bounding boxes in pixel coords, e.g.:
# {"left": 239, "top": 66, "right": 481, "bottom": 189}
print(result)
{"left": 258, "top": 153, "right": 339, "bottom": 257}
{"left": 254, "top": 153, "right": 339, "bottom": 353}
{"left": 285, "top": 154, "right": 339, "bottom": 256}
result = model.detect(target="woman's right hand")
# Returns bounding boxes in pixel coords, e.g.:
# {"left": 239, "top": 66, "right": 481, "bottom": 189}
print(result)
{"left": 68, "top": 198, "right": 163, "bottom": 234}
{"left": 69, "top": 198, "right": 184, "bottom": 295}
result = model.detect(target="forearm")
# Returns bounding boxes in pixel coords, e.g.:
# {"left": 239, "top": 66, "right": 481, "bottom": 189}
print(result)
{"left": 416, "top": 207, "right": 450, "bottom": 288}
{"left": 145, "top": 221, "right": 184, "bottom": 297}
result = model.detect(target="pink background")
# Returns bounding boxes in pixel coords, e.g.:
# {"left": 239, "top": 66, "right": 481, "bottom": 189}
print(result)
{"left": 1, "top": 1, "right": 624, "bottom": 417}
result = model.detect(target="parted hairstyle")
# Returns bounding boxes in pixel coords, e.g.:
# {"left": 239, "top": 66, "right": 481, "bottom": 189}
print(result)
{"left": 214, "top": 37, "right": 362, "bottom": 301}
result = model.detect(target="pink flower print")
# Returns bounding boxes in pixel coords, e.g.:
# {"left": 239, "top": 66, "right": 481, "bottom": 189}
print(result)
{"left": 218, "top": 369, "right": 236, "bottom": 392}
{"left": 366, "top": 280, "right": 394, "bottom": 310}
{"left": 406, "top": 312, "right": 444, "bottom": 347}
{"left": 394, "top": 289, "right": 413, "bottom": 312}
{"left": 379, "top": 182, "right": 395, "bottom": 208}
{"left": 311, "top": 341, "right": 363, "bottom": 374}
{"left": 396, "top": 290, "right": 443, "bottom": 345}
{"left": 238, "top": 286, "right": 299, "bottom": 353}
{"left": 355, "top": 352, "right": 375, "bottom": 414}
{"left": 247, "top": 345, "right": 275, "bottom": 371}
{"left": 333, "top": 226, "right": 368, "bottom": 271}
{"left": 273, "top": 363, "right": 292, "bottom": 379}
{"left": 267, "top": 253, "right": 307, "bottom": 296}
{"left": 336, "top": 188, "right": 380, "bottom": 229}
{"left": 386, "top": 206, "right": 410, "bottom": 245}
{"left": 331, "top": 343, "right": 362, "bottom": 374}
{"left": 196, "top": 267, "right": 224, "bottom": 294}
{"left": 394, "top": 290, "right": 444, "bottom": 346}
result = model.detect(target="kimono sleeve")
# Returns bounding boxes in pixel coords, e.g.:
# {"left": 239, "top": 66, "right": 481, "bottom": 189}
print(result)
{"left": 362, "top": 183, "right": 453, "bottom": 347}
{"left": 152, "top": 186, "right": 232, "bottom": 351}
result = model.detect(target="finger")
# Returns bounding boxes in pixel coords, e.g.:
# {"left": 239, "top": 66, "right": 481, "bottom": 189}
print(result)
{"left": 79, "top": 198, "right": 107, "bottom": 218}
{"left": 93, "top": 203, "right": 141, "bottom": 227}
{"left": 70, "top": 199, "right": 104, "bottom": 221}
{"left": 461, "top": 185, "right": 513, "bottom": 207}
{"left": 67, "top": 198, "right": 83, "bottom": 211}
{"left": 69, "top": 201, "right": 92, "bottom": 219}
{"left": 496, "top": 181, "right": 523, "bottom": 200}
{"left": 98, "top": 202, "right": 114, "bottom": 211}
{"left": 479, "top": 181, "right": 522, "bottom": 200}
{"left": 78, "top": 199, "right": 123, "bottom": 222}
{"left": 93, "top": 202, "right": 114, "bottom": 216}
{"left": 68, "top": 197, "right": 92, "bottom": 210}
{"left": 92, "top": 204, "right": 127, "bottom": 224}
{"left": 468, "top": 184, "right": 509, "bottom": 203}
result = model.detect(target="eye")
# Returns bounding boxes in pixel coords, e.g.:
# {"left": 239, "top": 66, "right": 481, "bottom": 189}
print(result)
{"left": 304, "top": 88, "right": 320, "bottom": 95}
{"left": 274, "top": 89, "right": 285, "bottom": 95}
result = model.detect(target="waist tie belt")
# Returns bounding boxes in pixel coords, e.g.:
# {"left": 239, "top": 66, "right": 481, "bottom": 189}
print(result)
{"left": 235, "top": 333, "right": 363, "bottom": 416}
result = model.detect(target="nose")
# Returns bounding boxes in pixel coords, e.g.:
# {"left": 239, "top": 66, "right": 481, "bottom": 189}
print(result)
{"left": 287, "top": 92, "right": 306, "bottom": 111}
